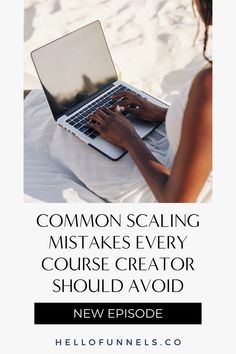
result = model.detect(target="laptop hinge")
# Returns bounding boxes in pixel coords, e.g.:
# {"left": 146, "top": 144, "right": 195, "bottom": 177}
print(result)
{"left": 65, "top": 82, "right": 115, "bottom": 116}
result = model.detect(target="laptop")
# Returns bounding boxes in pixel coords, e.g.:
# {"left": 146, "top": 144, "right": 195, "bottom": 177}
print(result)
{"left": 31, "top": 20, "right": 168, "bottom": 160}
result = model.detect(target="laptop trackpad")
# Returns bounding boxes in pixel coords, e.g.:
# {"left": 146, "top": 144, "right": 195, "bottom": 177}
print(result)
{"left": 90, "top": 135, "right": 126, "bottom": 161}
{"left": 126, "top": 113, "right": 157, "bottom": 138}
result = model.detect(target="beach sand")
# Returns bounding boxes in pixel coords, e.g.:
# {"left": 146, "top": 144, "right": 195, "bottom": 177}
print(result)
{"left": 24, "top": 0, "right": 211, "bottom": 103}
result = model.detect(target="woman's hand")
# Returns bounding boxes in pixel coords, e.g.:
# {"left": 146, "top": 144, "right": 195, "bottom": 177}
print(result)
{"left": 110, "top": 91, "right": 167, "bottom": 122}
{"left": 88, "top": 107, "right": 139, "bottom": 149}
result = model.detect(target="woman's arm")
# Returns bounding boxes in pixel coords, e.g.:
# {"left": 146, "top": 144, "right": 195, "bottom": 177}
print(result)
{"left": 89, "top": 67, "right": 212, "bottom": 202}
{"left": 127, "top": 67, "right": 212, "bottom": 202}
{"left": 111, "top": 91, "right": 168, "bottom": 123}
{"left": 24, "top": 90, "right": 32, "bottom": 99}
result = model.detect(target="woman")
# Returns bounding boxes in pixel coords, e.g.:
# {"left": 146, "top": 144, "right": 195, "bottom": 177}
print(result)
{"left": 24, "top": 0, "right": 212, "bottom": 203}
{"left": 88, "top": 0, "right": 212, "bottom": 202}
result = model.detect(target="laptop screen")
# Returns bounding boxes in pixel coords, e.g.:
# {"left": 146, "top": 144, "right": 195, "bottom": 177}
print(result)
{"left": 31, "top": 21, "right": 117, "bottom": 120}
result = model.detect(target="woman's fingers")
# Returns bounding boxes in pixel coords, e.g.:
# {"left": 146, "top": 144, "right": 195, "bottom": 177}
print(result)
{"left": 114, "top": 105, "right": 125, "bottom": 113}
{"left": 88, "top": 108, "right": 114, "bottom": 132}
{"left": 89, "top": 120, "right": 103, "bottom": 133}
{"left": 101, "top": 107, "right": 115, "bottom": 115}
{"left": 88, "top": 108, "right": 111, "bottom": 122}
{"left": 121, "top": 98, "right": 141, "bottom": 107}
{"left": 96, "top": 108, "right": 110, "bottom": 118}
{"left": 88, "top": 113, "right": 104, "bottom": 125}
{"left": 124, "top": 106, "right": 139, "bottom": 114}
{"left": 88, "top": 113, "right": 104, "bottom": 133}
{"left": 109, "top": 103, "right": 121, "bottom": 110}
{"left": 110, "top": 98, "right": 140, "bottom": 111}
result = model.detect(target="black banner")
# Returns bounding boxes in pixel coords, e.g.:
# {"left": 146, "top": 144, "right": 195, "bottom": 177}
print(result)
{"left": 34, "top": 302, "right": 202, "bottom": 325}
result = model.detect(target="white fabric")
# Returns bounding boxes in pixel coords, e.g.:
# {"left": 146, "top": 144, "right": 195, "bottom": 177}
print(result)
{"left": 165, "top": 82, "right": 212, "bottom": 202}
{"left": 24, "top": 90, "right": 171, "bottom": 203}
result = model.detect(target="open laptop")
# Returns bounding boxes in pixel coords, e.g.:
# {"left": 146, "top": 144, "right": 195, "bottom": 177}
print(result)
{"left": 31, "top": 20, "right": 168, "bottom": 160}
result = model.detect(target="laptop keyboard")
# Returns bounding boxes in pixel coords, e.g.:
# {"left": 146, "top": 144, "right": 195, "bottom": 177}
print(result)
{"left": 65, "top": 84, "right": 133, "bottom": 140}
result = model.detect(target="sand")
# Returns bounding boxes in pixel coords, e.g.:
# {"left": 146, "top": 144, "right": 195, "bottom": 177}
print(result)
{"left": 24, "top": 0, "right": 212, "bottom": 103}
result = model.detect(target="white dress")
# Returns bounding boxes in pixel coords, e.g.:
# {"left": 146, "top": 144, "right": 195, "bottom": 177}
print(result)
{"left": 165, "top": 82, "right": 212, "bottom": 203}
{"left": 24, "top": 82, "right": 212, "bottom": 203}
